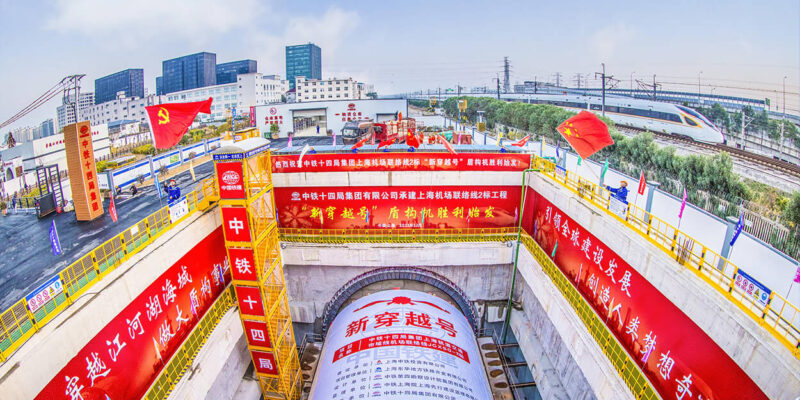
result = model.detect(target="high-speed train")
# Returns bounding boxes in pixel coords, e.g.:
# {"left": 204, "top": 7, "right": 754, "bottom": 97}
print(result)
{"left": 506, "top": 93, "right": 725, "bottom": 144}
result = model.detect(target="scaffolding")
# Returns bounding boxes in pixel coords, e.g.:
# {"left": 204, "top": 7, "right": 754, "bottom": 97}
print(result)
{"left": 213, "top": 138, "right": 301, "bottom": 399}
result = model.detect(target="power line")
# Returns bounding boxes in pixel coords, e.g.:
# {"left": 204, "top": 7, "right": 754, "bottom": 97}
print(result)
{"left": 1, "top": 75, "right": 84, "bottom": 130}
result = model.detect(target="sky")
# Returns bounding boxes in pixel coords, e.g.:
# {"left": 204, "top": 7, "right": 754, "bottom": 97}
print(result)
{"left": 0, "top": 0, "right": 798, "bottom": 131}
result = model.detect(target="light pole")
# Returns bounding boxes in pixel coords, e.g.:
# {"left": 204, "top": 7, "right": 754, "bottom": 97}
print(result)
{"left": 698, "top": 71, "right": 703, "bottom": 105}
{"left": 630, "top": 71, "right": 635, "bottom": 92}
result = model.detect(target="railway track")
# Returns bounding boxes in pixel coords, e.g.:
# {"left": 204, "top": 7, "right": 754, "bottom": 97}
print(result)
{"left": 618, "top": 125, "right": 800, "bottom": 178}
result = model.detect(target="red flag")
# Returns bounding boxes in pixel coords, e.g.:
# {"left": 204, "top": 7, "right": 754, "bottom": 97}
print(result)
{"left": 638, "top": 170, "right": 646, "bottom": 195}
{"left": 437, "top": 135, "right": 457, "bottom": 154}
{"left": 109, "top": 195, "right": 118, "bottom": 222}
{"left": 351, "top": 136, "right": 370, "bottom": 150}
{"left": 146, "top": 98, "right": 212, "bottom": 149}
{"left": 511, "top": 135, "right": 530, "bottom": 147}
{"left": 377, "top": 137, "right": 396, "bottom": 149}
{"left": 556, "top": 110, "right": 614, "bottom": 159}
{"left": 406, "top": 130, "right": 420, "bottom": 148}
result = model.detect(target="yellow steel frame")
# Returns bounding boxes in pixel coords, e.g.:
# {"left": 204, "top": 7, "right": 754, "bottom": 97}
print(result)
{"left": 532, "top": 155, "right": 800, "bottom": 359}
{"left": 217, "top": 149, "right": 300, "bottom": 400}
{"left": 0, "top": 177, "right": 218, "bottom": 363}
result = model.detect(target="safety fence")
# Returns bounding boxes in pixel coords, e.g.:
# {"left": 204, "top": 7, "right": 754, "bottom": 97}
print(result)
{"left": 532, "top": 156, "right": 800, "bottom": 359}
{"left": 144, "top": 285, "right": 236, "bottom": 399}
{"left": 0, "top": 178, "right": 219, "bottom": 363}
{"left": 518, "top": 233, "right": 659, "bottom": 399}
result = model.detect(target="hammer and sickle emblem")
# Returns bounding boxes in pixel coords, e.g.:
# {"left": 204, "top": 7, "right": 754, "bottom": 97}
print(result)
{"left": 157, "top": 107, "right": 170, "bottom": 125}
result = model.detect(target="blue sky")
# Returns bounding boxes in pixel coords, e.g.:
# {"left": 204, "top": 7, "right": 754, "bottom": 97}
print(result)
{"left": 0, "top": 0, "right": 797, "bottom": 131}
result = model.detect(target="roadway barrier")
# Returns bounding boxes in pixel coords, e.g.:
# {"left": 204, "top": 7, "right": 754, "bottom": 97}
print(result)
{"left": 532, "top": 155, "right": 800, "bottom": 358}
{"left": 0, "top": 178, "right": 219, "bottom": 363}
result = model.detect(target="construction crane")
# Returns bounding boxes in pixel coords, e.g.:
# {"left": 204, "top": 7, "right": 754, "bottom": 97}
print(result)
{"left": 0, "top": 74, "right": 84, "bottom": 130}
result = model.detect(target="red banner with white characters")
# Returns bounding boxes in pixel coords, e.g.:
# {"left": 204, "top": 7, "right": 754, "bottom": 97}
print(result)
{"left": 36, "top": 228, "right": 231, "bottom": 400}
{"left": 271, "top": 152, "right": 531, "bottom": 173}
{"left": 524, "top": 189, "right": 767, "bottom": 400}
{"left": 274, "top": 186, "right": 521, "bottom": 229}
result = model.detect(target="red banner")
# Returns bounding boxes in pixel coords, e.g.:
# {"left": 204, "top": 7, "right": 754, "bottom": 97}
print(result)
{"left": 524, "top": 189, "right": 766, "bottom": 400}
{"left": 274, "top": 186, "right": 521, "bottom": 229}
{"left": 36, "top": 228, "right": 231, "bottom": 400}
{"left": 271, "top": 152, "right": 531, "bottom": 173}
{"left": 216, "top": 161, "right": 246, "bottom": 199}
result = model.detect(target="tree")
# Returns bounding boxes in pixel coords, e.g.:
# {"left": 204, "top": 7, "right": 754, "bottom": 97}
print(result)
{"left": 5, "top": 132, "right": 15, "bottom": 148}
{"left": 270, "top": 123, "right": 280, "bottom": 135}
{"left": 783, "top": 192, "right": 800, "bottom": 229}
{"left": 366, "top": 92, "right": 378, "bottom": 99}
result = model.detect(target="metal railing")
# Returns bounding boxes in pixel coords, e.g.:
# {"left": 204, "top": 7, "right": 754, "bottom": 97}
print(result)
{"left": 0, "top": 177, "right": 219, "bottom": 363}
{"left": 144, "top": 285, "right": 236, "bottom": 399}
{"left": 519, "top": 233, "right": 659, "bottom": 399}
{"left": 532, "top": 155, "right": 800, "bottom": 359}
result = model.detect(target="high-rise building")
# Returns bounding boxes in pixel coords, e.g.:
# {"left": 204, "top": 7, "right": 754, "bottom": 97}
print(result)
{"left": 57, "top": 92, "right": 95, "bottom": 130}
{"left": 285, "top": 43, "right": 321, "bottom": 90}
{"left": 156, "top": 76, "right": 164, "bottom": 95}
{"left": 161, "top": 52, "right": 217, "bottom": 95}
{"left": 216, "top": 60, "right": 257, "bottom": 84}
{"left": 94, "top": 69, "right": 144, "bottom": 105}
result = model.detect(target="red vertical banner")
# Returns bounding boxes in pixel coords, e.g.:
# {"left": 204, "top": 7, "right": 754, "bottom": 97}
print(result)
{"left": 251, "top": 350, "right": 279, "bottom": 375}
{"left": 243, "top": 320, "right": 272, "bottom": 348}
{"left": 36, "top": 228, "right": 230, "bottom": 400}
{"left": 228, "top": 248, "right": 258, "bottom": 282}
{"left": 221, "top": 207, "right": 252, "bottom": 242}
{"left": 216, "top": 161, "right": 247, "bottom": 199}
{"left": 524, "top": 191, "right": 767, "bottom": 400}
{"left": 234, "top": 286, "right": 265, "bottom": 316}
{"left": 250, "top": 106, "right": 256, "bottom": 127}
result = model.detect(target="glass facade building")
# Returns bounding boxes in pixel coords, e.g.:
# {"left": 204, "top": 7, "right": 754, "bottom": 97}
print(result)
{"left": 94, "top": 69, "right": 144, "bottom": 105}
{"left": 161, "top": 52, "right": 217, "bottom": 95}
{"left": 216, "top": 60, "right": 257, "bottom": 84}
{"left": 285, "top": 43, "right": 321, "bottom": 90}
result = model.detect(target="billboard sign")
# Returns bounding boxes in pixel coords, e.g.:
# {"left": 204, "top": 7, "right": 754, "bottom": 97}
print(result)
{"left": 309, "top": 290, "right": 492, "bottom": 400}
{"left": 36, "top": 228, "right": 231, "bottom": 400}
{"left": 524, "top": 190, "right": 767, "bottom": 400}
{"left": 64, "top": 121, "right": 104, "bottom": 220}
{"left": 271, "top": 153, "right": 530, "bottom": 173}
{"left": 25, "top": 275, "right": 64, "bottom": 313}
{"left": 274, "top": 185, "right": 521, "bottom": 230}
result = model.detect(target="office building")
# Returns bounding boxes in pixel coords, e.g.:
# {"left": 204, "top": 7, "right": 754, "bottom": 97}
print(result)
{"left": 163, "top": 73, "right": 285, "bottom": 121}
{"left": 9, "top": 119, "right": 55, "bottom": 143}
{"left": 295, "top": 77, "right": 362, "bottom": 103}
{"left": 84, "top": 93, "right": 164, "bottom": 126}
{"left": 56, "top": 92, "right": 95, "bottom": 130}
{"left": 216, "top": 60, "right": 257, "bottom": 84}
{"left": 161, "top": 52, "right": 217, "bottom": 94}
{"left": 94, "top": 69, "right": 144, "bottom": 105}
{"left": 285, "top": 43, "right": 321, "bottom": 90}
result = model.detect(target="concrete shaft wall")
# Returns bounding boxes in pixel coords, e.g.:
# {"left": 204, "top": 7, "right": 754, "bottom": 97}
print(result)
{"left": 510, "top": 244, "right": 634, "bottom": 400}
{"left": 0, "top": 209, "right": 221, "bottom": 399}
{"left": 529, "top": 173, "right": 800, "bottom": 398}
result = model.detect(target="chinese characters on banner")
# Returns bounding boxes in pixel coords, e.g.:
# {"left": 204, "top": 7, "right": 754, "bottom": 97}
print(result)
{"left": 271, "top": 152, "right": 531, "bottom": 173}
{"left": 524, "top": 189, "right": 767, "bottom": 400}
{"left": 274, "top": 186, "right": 521, "bottom": 230}
{"left": 63, "top": 121, "right": 104, "bottom": 220}
{"left": 309, "top": 290, "right": 492, "bottom": 400}
{"left": 36, "top": 228, "right": 231, "bottom": 400}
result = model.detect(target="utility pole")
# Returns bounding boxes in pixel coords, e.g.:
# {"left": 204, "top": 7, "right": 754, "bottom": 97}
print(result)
{"left": 457, "top": 83, "right": 462, "bottom": 131}
{"left": 503, "top": 57, "right": 510, "bottom": 93}
{"left": 574, "top": 73, "right": 583, "bottom": 89}
{"left": 630, "top": 71, "right": 635, "bottom": 92}
{"left": 653, "top": 75, "right": 657, "bottom": 100}
{"left": 553, "top": 72, "right": 562, "bottom": 87}
{"left": 594, "top": 63, "right": 610, "bottom": 116}
{"left": 495, "top": 75, "right": 501, "bottom": 100}
{"left": 781, "top": 75, "right": 787, "bottom": 157}
{"left": 698, "top": 71, "right": 703, "bottom": 105}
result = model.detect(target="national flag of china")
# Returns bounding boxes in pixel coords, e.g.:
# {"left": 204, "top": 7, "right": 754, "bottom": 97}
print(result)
{"left": 146, "top": 98, "right": 212, "bottom": 149}
{"left": 556, "top": 111, "right": 614, "bottom": 160}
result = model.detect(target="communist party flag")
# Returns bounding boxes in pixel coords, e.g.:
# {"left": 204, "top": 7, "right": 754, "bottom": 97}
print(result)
{"left": 556, "top": 110, "right": 614, "bottom": 159}
{"left": 146, "top": 98, "right": 212, "bottom": 149}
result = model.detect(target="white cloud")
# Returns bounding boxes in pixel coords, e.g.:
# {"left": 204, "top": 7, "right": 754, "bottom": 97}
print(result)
{"left": 45, "top": 0, "right": 265, "bottom": 44}
{"left": 589, "top": 23, "right": 635, "bottom": 60}
{"left": 247, "top": 7, "right": 359, "bottom": 77}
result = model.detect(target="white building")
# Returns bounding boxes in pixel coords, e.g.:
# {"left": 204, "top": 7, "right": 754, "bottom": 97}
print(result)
{"left": 295, "top": 77, "right": 364, "bottom": 103}
{"left": 254, "top": 99, "right": 407, "bottom": 138}
{"left": 84, "top": 94, "right": 164, "bottom": 127}
{"left": 0, "top": 123, "right": 110, "bottom": 172}
{"left": 164, "top": 72, "right": 286, "bottom": 121}
{"left": 57, "top": 92, "right": 95, "bottom": 130}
